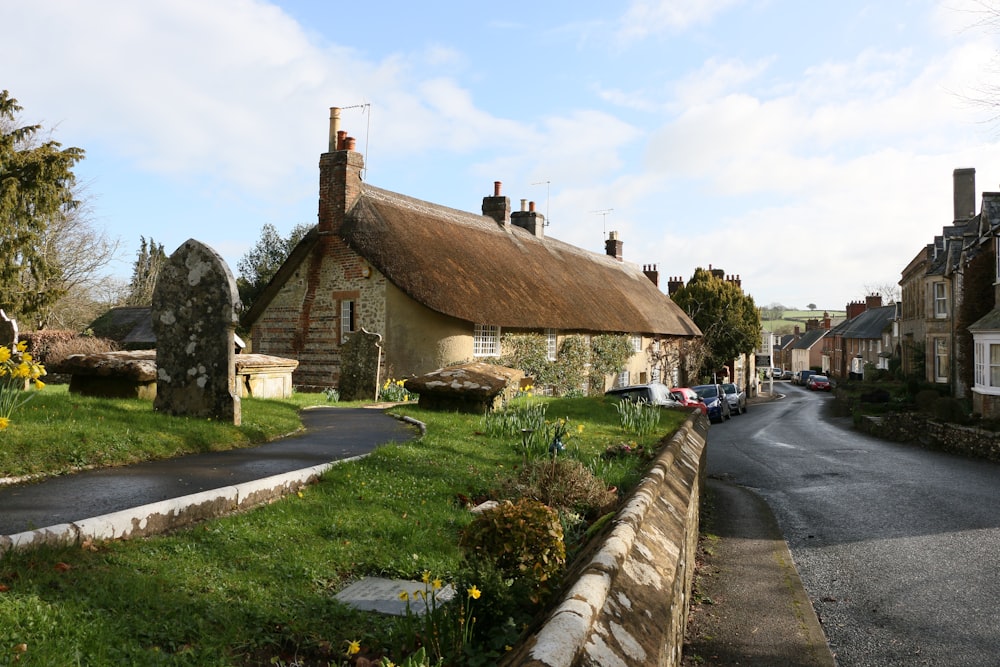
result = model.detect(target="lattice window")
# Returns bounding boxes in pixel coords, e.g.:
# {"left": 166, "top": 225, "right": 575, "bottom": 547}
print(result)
{"left": 473, "top": 324, "right": 500, "bottom": 357}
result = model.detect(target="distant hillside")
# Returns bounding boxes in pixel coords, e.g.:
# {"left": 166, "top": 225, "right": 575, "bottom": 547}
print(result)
{"left": 762, "top": 310, "right": 846, "bottom": 334}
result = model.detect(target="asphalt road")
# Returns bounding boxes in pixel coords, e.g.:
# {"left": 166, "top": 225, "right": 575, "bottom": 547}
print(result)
{"left": 707, "top": 383, "right": 1000, "bottom": 666}
{"left": 0, "top": 407, "right": 418, "bottom": 536}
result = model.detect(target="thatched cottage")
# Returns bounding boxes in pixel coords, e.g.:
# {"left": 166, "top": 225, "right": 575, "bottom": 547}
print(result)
{"left": 242, "top": 109, "right": 701, "bottom": 391}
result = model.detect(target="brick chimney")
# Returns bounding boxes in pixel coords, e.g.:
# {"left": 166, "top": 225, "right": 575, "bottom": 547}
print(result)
{"left": 511, "top": 199, "right": 545, "bottom": 238}
{"left": 709, "top": 264, "right": 725, "bottom": 280}
{"left": 823, "top": 311, "right": 831, "bottom": 329}
{"left": 643, "top": 264, "right": 659, "bottom": 287}
{"left": 726, "top": 273, "right": 742, "bottom": 289}
{"left": 806, "top": 318, "right": 819, "bottom": 331}
{"left": 318, "top": 107, "right": 364, "bottom": 235}
{"left": 667, "top": 276, "right": 684, "bottom": 295}
{"left": 865, "top": 293, "right": 883, "bottom": 310}
{"left": 605, "top": 230, "right": 623, "bottom": 261}
{"left": 482, "top": 181, "right": 510, "bottom": 228}
{"left": 953, "top": 167, "right": 976, "bottom": 221}
{"left": 846, "top": 300, "right": 866, "bottom": 319}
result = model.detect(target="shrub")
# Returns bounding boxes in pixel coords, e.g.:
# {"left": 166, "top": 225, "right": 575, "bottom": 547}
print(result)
{"left": 494, "top": 458, "right": 617, "bottom": 516}
{"left": 459, "top": 498, "right": 566, "bottom": 603}
{"left": 43, "top": 335, "right": 118, "bottom": 367}
{"left": 932, "top": 397, "right": 969, "bottom": 424}
{"left": 915, "top": 389, "right": 941, "bottom": 413}
{"left": 18, "top": 330, "right": 81, "bottom": 365}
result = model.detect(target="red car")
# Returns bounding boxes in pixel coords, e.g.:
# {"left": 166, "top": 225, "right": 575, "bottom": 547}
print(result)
{"left": 671, "top": 387, "right": 708, "bottom": 415}
{"left": 807, "top": 375, "right": 832, "bottom": 391}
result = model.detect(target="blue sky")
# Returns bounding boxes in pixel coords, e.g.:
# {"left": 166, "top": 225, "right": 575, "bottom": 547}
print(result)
{"left": 6, "top": 0, "right": 1000, "bottom": 312}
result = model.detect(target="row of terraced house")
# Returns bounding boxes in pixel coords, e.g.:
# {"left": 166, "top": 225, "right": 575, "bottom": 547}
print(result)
{"left": 804, "top": 168, "right": 1000, "bottom": 419}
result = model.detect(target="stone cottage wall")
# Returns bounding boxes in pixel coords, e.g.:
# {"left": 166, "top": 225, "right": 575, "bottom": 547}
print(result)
{"left": 251, "top": 241, "right": 387, "bottom": 390}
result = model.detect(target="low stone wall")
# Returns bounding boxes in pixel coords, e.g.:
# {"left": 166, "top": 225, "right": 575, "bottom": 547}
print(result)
{"left": 502, "top": 413, "right": 709, "bottom": 667}
{"left": 858, "top": 413, "right": 1000, "bottom": 462}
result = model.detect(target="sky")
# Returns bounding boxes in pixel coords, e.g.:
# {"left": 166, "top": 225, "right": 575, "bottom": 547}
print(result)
{"left": 6, "top": 0, "right": 1000, "bottom": 312}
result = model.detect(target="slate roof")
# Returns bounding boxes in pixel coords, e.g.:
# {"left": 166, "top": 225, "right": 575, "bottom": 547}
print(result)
{"left": 828, "top": 304, "right": 895, "bottom": 340}
{"left": 88, "top": 306, "right": 154, "bottom": 347}
{"left": 246, "top": 184, "right": 701, "bottom": 338}
{"left": 788, "top": 328, "right": 827, "bottom": 351}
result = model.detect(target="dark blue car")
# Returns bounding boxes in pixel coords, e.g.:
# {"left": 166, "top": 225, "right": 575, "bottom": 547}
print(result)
{"left": 692, "top": 384, "right": 732, "bottom": 423}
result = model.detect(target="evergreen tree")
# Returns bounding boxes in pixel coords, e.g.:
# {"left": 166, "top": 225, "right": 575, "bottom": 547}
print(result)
{"left": 126, "top": 237, "right": 166, "bottom": 305}
{"left": 237, "top": 223, "right": 311, "bottom": 311}
{"left": 0, "top": 90, "right": 85, "bottom": 324}
{"left": 671, "top": 267, "right": 761, "bottom": 379}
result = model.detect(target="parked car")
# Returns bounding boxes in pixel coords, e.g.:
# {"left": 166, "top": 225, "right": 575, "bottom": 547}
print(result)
{"left": 781, "top": 369, "right": 795, "bottom": 380}
{"left": 605, "top": 382, "right": 680, "bottom": 407}
{"left": 806, "top": 374, "right": 832, "bottom": 391}
{"left": 692, "top": 383, "right": 732, "bottom": 423}
{"left": 794, "top": 370, "right": 816, "bottom": 386}
{"left": 721, "top": 382, "right": 747, "bottom": 415}
{"left": 670, "top": 387, "right": 709, "bottom": 415}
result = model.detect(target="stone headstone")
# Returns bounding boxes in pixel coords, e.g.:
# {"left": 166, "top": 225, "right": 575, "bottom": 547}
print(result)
{"left": 0, "top": 310, "right": 17, "bottom": 349}
{"left": 339, "top": 328, "right": 382, "bottom": 401}
{"left": 151, "top": 239, "right": 241, "bottom": 425}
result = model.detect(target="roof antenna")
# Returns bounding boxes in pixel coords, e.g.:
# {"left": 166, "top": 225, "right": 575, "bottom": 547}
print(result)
{"left": 532, "top": 180, "right": 551, "bottom": 227}
{"left": 592, "top": 209, "right": 614, "bottom": 237}
{"left": 339, "top": 102, "right": 372, "bottom": 179}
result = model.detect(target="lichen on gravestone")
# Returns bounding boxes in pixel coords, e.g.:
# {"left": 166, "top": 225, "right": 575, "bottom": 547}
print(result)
{"left": 151, "top": 239, "right": 241, "bottom": 425}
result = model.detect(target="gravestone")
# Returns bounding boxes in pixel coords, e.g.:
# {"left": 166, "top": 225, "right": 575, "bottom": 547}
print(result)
{"left": 339, "top": 328, "right": 382, "bottom": 401}
{"left": 0, "top": 310, "right": 17, "bottom": 349}
{"left": 151, "top": 239, "right": 241, "bottom": 425}
{"left": 404, "top": 362, "right": 524, "bottom": 413}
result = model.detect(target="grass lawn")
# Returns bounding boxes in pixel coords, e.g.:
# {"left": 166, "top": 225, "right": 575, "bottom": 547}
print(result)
{"left": 0, "top": 387, "right": 686, "bottom": 665}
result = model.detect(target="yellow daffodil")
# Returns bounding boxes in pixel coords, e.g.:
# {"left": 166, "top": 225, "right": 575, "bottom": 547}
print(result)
{"left": 421, "top": 570, "right": 431, "bottom": 584}
{"left": 0, "top": 347, "right": 9, "bottom": 364}
{"left": 398, "top": 591, "right": 409, "bottom": 601}
{"left": 16, "top": 341, "right": 27, "bottom": 352}
{"left": 432, "top": 578, "right": 443, "bottom": 590}
{"left": 345, "top": 639, "right": 361, "bottom": 655}
{"left": 0, "top": 417, "right": 9, "bottom": 430}
{"left": 467, "top": 585, "right": 481, "bottom": 600}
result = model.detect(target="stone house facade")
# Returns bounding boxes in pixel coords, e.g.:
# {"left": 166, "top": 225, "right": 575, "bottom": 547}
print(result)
{"left": 823, "top": 298, "right": 895, "bottom": 379}
{"left": 243, "top": 109, "right": 702, "bottom": 391}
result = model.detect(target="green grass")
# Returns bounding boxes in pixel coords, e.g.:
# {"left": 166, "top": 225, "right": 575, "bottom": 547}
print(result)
{"left": 0, "top": 385, "right": 339, "bottom": 478}
{"left": 0, "top": 390, "right": 688, "bottom": 665}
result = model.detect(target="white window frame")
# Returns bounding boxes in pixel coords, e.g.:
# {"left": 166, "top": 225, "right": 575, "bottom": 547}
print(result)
{"left": 933, "top": 337, "right": 949, "bottom": 383}
{"left": 546, "top": 329, "right": 558, "bottom": 361}
{"left": 616, "top": 370, "right": 629, "bottom": 387}
{"left": 630, "top": 334, "right": 642, "bottom": 353}
{"left": 340, "top": 299, "right": 356, "bottom": 343}
{"left": 473, "top": 324, "right": 500, "bottom": 357}
{"left": 973, "top": 333, "right": 1000, "bottom": 395}
{"left": 933, "top": 282, "right": 948, "bottom": 319}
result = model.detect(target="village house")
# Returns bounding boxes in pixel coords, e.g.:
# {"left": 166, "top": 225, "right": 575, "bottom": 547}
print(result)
{"left": 823, "top": 296, "right": 895, "bottom": 379}
{"left": 898, "top": 168, "right": 979, "bottom": 393}
{"left": 242, "top": 109, "right": 702, "bottom": 392}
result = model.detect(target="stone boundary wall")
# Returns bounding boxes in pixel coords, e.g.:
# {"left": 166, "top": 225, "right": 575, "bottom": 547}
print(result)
{"left": 858, "top": 413, "right": 1000, "bottom": 462}
{"left": 503, "top": 413, "right": 709, "bottom": 667}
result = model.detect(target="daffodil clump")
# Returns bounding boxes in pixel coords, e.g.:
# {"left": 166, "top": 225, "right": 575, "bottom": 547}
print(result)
{"left": 0, "top": 341, "right": 46, "bottom": 430}
{"left": 380, "top": 377, "right": 417, "bottom": 403}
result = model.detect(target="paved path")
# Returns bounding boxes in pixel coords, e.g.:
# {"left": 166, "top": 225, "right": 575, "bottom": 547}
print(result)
{"left": 0, "top": 407, "right": 417, "bottom": 536}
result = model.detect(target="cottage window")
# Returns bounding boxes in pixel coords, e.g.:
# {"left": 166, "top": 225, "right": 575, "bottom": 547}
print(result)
{"left": 933, "top": 282, "right": 948, "bottom": 318}
{"left": 546, "top": 329, "right": 558, "bottom": 361}
{"left": 996, "top": 237, "right": 1000, "bottom": 283}
{"left": 974, "top": 337, "right": 1000, "bottom": 395}
{"left": 617, "top": 370, "right": 629, "bottom": 387}
{"left": 340, "top": 300, "right": 356, "bottom": 343}
{"left": 473, "top": 324, "right": 500, "bottom": 357}
{"left": 631, "top": 334, "right": 642, "bottom": 353}
{"left": 933, "top": 337, "right": 949, "bottom": 383}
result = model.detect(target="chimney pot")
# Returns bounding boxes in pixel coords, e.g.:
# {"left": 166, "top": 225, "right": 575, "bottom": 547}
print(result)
{"left": 520, "top": 198, "right": 528, "bottom": 212}
{"left": 494, "top": 181, "right": 502, "bottom": 196}
{"left": 328, "top": 107, "right": 341, "bottom": 152}
{"left": 529, "top": 200, "right": 536, "bottom": 212}
{"left": 345, "top": 136, "right": 356, "bottom": 151}
{"left": 337, "top": 130, "right": 347, "bottom": 151}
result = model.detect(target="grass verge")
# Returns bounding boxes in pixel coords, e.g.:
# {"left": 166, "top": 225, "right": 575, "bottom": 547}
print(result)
{"left": 0, "top": 391, "right": 687, "bottom": 665}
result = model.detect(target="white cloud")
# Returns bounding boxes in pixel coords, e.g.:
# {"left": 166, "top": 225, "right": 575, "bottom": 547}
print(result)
{"left": 616, "top": 0, "right": 745, "bottom": 39}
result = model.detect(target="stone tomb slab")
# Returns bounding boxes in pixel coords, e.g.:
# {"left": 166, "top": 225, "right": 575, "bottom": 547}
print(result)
{"left": 335, "top": 576, "right": 456, "bottom": 616}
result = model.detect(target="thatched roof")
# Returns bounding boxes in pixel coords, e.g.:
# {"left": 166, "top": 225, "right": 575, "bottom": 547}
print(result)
{"left": 246, "top": 184, "right": 700, "bottom": 338}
